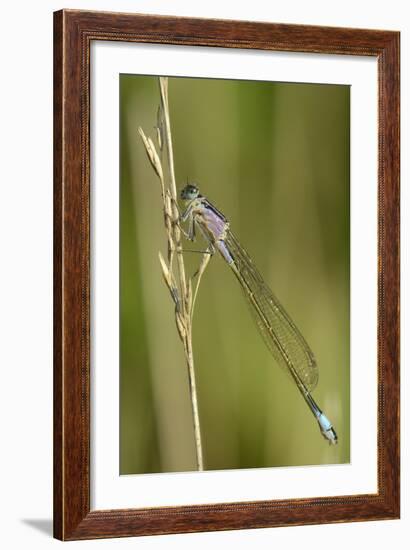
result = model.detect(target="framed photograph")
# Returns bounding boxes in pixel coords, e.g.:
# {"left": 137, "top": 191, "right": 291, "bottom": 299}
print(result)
{"left": 54, "top": 9, "right": 400, "bottom": 540}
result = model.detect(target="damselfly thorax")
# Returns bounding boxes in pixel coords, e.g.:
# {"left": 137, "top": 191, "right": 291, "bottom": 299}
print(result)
{"left": 182, "top": 194, "right": 234, "bottom": 264}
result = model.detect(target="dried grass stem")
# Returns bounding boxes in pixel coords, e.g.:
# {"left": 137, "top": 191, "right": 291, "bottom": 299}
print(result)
{"left": 139, "top": 77, "right": 209, "bottom": 471}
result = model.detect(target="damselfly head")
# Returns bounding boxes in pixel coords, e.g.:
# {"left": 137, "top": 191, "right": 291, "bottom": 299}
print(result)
{"left": 180, "top": 183, "right": 200, "bottom": 201}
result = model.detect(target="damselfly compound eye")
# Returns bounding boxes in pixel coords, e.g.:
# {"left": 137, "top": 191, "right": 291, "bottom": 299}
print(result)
{"left": 181, "top": 184, "right": 200, "bottom": 200}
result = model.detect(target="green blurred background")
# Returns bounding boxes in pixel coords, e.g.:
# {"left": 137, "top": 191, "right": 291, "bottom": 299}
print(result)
{"left": 120, "top": 75, "right": 350, "bottom": 475}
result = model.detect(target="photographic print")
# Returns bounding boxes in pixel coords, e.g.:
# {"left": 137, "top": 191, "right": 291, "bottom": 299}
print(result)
{"left": 120, "top": 75, "right": 350, "bottom": 475}
{"left": 54, "top": 10, "right": 400, "bottom": 539}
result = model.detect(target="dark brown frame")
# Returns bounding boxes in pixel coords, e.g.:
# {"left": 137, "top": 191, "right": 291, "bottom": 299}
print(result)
{"left": 54, "top": 9, "right": 400, "bottom": 541}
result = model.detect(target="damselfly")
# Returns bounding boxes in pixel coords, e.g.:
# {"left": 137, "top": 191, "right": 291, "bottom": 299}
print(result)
{"left": 180, "top": 183, "right": 337, "bottom": 445}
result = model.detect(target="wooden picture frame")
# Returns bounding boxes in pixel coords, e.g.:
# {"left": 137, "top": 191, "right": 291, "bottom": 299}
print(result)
{"left": 53, "top": 9, "right": 400, "bottom": 540}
